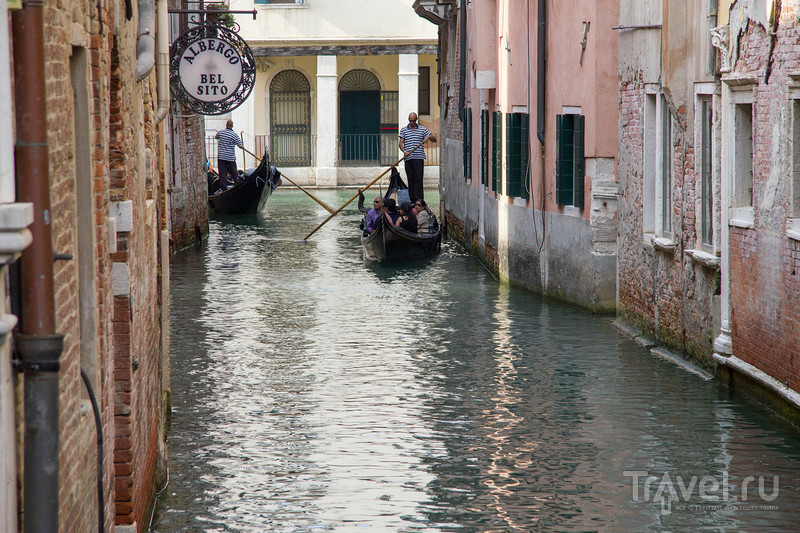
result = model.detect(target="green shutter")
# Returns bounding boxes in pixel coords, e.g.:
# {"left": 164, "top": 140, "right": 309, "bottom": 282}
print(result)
{"left": 520, "top": 113, "right": 529, "bottom": 200}
{"left": 556, "top": 114, "right": 574, "bottom": 205}
{"left": 573, "top": 114, "right": 585, "bottom": 209}
{"left": 492, "top": 111, "right": 502, "bottom": 193}
{"left": 506, "top": 113, "right": 529, "bottom": 199}
{"left": 481, "top": 110, "right": 489, "bottom": 187}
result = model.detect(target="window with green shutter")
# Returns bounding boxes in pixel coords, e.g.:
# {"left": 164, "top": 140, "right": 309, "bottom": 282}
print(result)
{"left": 463, "top": 106, "right": 472, "bottom": 182}
{"left": 506, "top": 112, "right": 530, "bottom": 199}
{"left": 555, "top": 113, "right": 585, "bottom": 208}
{"left": 492, "top": 111, "right": 502, "bottom": 193}
{"left": 480, "top": 110, "right": 489, "bottom": 187}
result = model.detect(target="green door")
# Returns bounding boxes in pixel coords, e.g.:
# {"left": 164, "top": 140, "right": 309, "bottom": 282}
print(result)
{"left": 340, "top": 91, "right": 380, "bottom": 161}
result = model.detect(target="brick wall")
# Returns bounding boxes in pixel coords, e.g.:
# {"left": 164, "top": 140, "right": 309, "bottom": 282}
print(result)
{"left": 169, "top": 113, "right": 208, "bottom": 252}
{"left": 726, "top": 10, "right": 800, "bottom": 390}
{"left": 617, "top": 78, "right": 718, "bottom": 366}
{"left": 14, "top": 0, "right": 169, "bottom": 529}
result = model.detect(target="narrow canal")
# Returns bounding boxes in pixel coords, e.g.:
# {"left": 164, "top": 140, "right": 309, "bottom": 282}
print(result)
{"left": 152, "top": 189, "right": 800, "bottom": 532}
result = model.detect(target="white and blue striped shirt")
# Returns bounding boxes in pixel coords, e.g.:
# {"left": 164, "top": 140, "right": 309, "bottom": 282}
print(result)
{"left": 216, "top": 128, "right": 242, "bottom": 162}
{"left": 399, "top": 125, "right": 430, "bottom": 160}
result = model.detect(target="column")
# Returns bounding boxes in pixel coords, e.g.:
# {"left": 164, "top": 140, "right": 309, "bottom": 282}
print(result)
{"left": 398, "top": 54, "right": 419, "bottom": 123}
{"left": 316, "top": 55, "right": 338, "bottom": 187}
{"left": 231, "top": 92, "right": 256, "bottom": 169}
{"left": 714, "top": 84, "right": 732, "bottom": 357}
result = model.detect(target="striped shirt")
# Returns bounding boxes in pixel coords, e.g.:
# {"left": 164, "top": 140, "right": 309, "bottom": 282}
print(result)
{"left": 216, "top": 128, "right": 242, "bottom": 162}
{"left": 399, "top": 125, "right": 430, "bottom": 160}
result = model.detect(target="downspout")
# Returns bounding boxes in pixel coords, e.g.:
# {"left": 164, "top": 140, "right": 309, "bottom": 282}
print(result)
{"left": 155, "top": 0, "right": 170, "bottom": 123}
{"left": 136, "top": 0, "right": 156, "bottom": 82}
{"left": 11, "top": 0, "right": 65, "bottom": 531}
{"left": 458, "top": 0, "right": 466, "bottom": 122}
{"left": 536, "top": 0, "right": 546, "bottom": 144}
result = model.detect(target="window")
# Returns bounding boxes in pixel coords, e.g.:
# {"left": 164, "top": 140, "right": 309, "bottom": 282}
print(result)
{"left": 480, "top": 109, "right": 489, "bottom": 187}
{"left": 699, "top": 96, "right": 714, "bottom": 247}
{"left": 463, "top": 106, "right": 472, "bottom": 182}
{"left": 792, "top": 98, "right": 800, "bottom": 218}
{"left": 506, "top": 112, "right": 529, "bottom": 199}
{"left": 659, "top": 96, "right": 672, "bottom": 235}
{"left": 643, "top": 92, "right": 657, "bottom": 234}
{"left": 492, "top": 111, "right": 502, "bottom": 193}
{"left": 419, "top": 66, "right": 431, "bottom": 116}
{"left": 555, "top": 113, "right": 584, "bottom": 208}
{"left": 733, "top": 102, "right": 753, "bottom": 208}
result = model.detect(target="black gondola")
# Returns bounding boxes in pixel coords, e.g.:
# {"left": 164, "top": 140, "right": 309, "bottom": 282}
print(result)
{"left": 207, "top": 151, "right": 280, "bottom": 215}
{"left": 359, "top": 167, "right": 441, "bottom": 261}
{"left": 361, "top": 215, "right": 442, "bottom": 262}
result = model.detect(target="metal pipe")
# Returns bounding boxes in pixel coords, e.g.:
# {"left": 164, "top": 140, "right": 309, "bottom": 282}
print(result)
{"left": 12, "top": 1, "right": 65, "bottom": 531}
{"left": 81, "top": 369, "right": 104, "bottom": 533}
{"left": 136, "top": 0, "right": 156, "bottom": 82}
{"left": 17, "top": 335, "right": 63, "bottom": 533}
{"left": 12, "top": 0, "right": 56, "bottom": 336}
{"left": 155, "top": 0, "right": 170, "bottom": 123}
{"left": 536, "top": 0, "right": 546, "bottom": 144}
{"left": 458, "top": 0, "right": 466, "bottom": 122}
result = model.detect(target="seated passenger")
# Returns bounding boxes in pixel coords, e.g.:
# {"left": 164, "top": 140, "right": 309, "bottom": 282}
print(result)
{"left": 383, "top": 198, "right": 400, "bottom": 225}
{"left": 360, "top": 194, "right": 383, "bottom": 232}
{"left": 395, "top": 201, "right": 418, "bottom": 233}
{"left": 414, "top": 199, "right": 432, "bottom": 233}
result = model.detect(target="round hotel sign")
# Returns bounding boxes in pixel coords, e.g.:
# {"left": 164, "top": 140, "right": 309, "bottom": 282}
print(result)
{"left": 169, "top": 24, "right": 256, "bottom": 115}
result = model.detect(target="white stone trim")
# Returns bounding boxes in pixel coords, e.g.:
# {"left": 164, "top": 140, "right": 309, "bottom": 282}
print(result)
{"left": 714, "top": 353, "right": 800, "bottom": 410}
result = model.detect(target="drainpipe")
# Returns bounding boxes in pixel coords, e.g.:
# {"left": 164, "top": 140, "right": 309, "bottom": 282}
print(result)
{"left": 11, "top": 0, "right": 65, "bottom": 531}
{"left": 136, "top": 0, "right": 156, "bottom": 82}
{"left": 536, "top": 0, "right": 546, "bottom": 144}
{"left": 458, "top": 0, "right": 466, "bottom": 122}
{"left": 155, "top": 0, "right": 170, "bottom": 123}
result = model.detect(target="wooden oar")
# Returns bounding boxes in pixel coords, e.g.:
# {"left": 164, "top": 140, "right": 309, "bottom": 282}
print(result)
{"left": 302, "top": 137, "right": 427, "bottom": 241}
{"left": 239, "top": 146, "right": 336, "bottom": 214}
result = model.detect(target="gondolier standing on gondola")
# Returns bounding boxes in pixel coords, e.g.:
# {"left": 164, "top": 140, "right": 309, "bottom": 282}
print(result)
{"left": 399, "top": 112, "right": 436, "bottom": 203}
{"left": 215, "top": 119, "right": 243, "bottom": 191}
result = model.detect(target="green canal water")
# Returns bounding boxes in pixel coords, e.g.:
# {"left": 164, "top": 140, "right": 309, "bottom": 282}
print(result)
{"left": 152, "top": 189, "right": 800, "bottom": 532}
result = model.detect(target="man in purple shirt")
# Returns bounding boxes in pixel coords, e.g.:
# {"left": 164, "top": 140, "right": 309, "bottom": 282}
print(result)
{"left": 364, "top": 195, "right": 384, "bottom": 232}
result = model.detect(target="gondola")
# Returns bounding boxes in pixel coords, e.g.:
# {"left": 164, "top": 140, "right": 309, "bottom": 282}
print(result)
{"left": 359, "top": 167, "right": 442, "bottom": 262}
{"left": 207, "top": 150, "right": 280, "bottom": 215}
{"left": 361, "top": 214, "right": 442, "bottom": 262}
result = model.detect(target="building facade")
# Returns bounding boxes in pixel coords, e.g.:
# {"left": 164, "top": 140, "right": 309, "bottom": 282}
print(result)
{"left": 617, "top": 0, "right": 800, "bottom": 415}
{"left": 205, "top": 0, "right": 440, "bottom": 188}
{"left": 416, "top": 0, "right": 619, "bottom": 312}
{"left": 1, "top": 0, "right": 186, "bottom": 529}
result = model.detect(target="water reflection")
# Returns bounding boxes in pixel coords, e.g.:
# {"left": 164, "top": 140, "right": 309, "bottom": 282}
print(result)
{"left": 154, "top": 190, "right": 800, "bottom": 532}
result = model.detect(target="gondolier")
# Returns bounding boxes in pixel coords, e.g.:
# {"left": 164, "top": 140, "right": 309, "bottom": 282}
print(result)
{"left": 399, "top": 112, "right": 436, "bottom": 203}
{"left": 215, "top": 119, "right": 243, "bottom": 191}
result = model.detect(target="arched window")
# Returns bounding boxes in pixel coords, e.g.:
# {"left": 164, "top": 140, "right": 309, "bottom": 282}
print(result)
{"left": 339, "top": 69, "right": 381, "bottom": 162}
{"left": 270, "top": 70, "right": 311, "bottom": 166}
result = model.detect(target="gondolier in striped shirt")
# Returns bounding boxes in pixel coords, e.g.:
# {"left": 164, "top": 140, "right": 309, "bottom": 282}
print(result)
{"left": 215, "top": 119, "right": 243, "bottom": 191}
{"left": 399, "top": 112, "right": 437, "bottom": 203}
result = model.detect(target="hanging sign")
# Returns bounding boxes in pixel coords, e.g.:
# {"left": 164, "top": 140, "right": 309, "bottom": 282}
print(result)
{"left": 170, "top": 24, "right": 256, "bottom": 115}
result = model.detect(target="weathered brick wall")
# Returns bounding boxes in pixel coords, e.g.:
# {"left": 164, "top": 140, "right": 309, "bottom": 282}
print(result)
{"left": 169, "top": 113, "right": 208, "bottom": 252}
{"left": 727, "top": 11, "right": 800, "bottom": 389}
{"left": 617, "top": 78, "right": 718, "bottom": 365}
{"left": 15, "top": 0, "right": 169, "bottom": 529}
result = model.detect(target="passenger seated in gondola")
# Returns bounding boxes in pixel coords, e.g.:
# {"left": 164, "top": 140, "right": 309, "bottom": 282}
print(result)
{"left": 413, "top": 199, "right": 432, "bottom": 234}
{"left": 395, "top": 201, "right": 418, "bottom": 233}
{"left": 366, "top": 196, "right": 383, "bottom": 232}
{"left": 383, "top": 198, "right": 400, "bottom": 225}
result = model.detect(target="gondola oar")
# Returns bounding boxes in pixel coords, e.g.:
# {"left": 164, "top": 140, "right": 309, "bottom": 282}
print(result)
{"left": 239, "top": 145, "right": 336, "bottom": 215}
{"left": 302, "top": 138, "right": 428, "bottom": 241}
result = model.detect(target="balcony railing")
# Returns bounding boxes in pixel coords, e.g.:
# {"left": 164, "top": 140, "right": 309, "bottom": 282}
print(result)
{"left": 337, "top": 134, "right": 439, "bottom": 166}
{"left": 208, "top": 133, "right": 440, "bottom": 169}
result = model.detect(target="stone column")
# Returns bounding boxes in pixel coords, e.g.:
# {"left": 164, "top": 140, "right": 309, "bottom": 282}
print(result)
{"left": 398, "top": 54, "right": 419, "bottom": 123}
{"left": 714, "top": 80, "right": 733, "bottom": 358}
{"left": 316, "top": 55, "right": 338, "bottom": 187}
{"left": 231, "top": 92, "right": 256, "bottom": 169}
